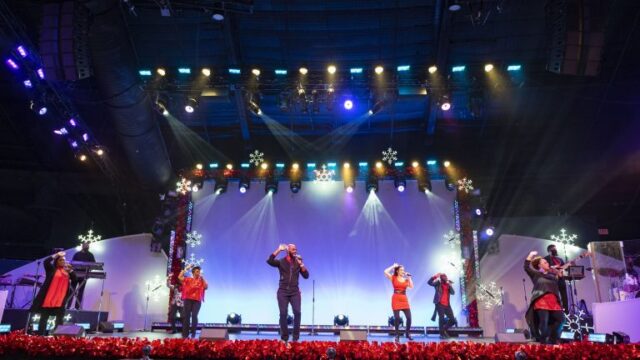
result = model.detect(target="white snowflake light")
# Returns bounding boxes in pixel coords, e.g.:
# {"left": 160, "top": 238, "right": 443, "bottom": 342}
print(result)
{"left": 382, "top": 147, "right": 398, "bottom": 165}
{"left": 78, "top": 229, "right": 101, "bottom": 244}
{"left": 63, "top": 313, "right": 72, "bottom": 322}
{"left": 145, "top": 275, "right": 167, "bottom": 302}
{"left": 314, "top": 164, "right": 334, "bottom": 182}
{"left": 182, "top": 253, "right": 205, "bottom": 268}
{"left": 443, "top": 230, "right": 461, "bottom": 249}
{"left": 249, "top": 150, "right": 264, "bottom": 166}
{"left": 563, "top": 310, "right": 593, "bottom": 337}
{"left": 476, "top": 281, "right": 502, "bottom": 309}
{"left": 185, "top": 231, "right": 202, "bottom": 248}
{"left": 457, "top": 177, "right": 474, "bottom": 193}
{"left": 176, "top": 177, "right": 192, "bottom": 195}
{"left": 551, "top": 228, "right": 578, "bottom": 247}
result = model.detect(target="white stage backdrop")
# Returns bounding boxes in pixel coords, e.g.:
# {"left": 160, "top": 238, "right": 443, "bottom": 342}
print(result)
{"left": 191, "top": 179, "right": 461, "bottom": 326}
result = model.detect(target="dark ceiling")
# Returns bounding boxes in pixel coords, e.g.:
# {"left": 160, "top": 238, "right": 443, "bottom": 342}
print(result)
{"left": 1, "top": 0, "right": 640, "bottom": 258}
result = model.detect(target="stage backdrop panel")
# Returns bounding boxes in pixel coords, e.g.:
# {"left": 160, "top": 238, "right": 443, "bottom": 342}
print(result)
{"left": 1, "top": 234, "right": 168, "bottom": 331}
{"left": 191, "top": 179, "right": 461, "bottom": 326}
{"left": 478, "top": 234, "right": 597, "bottom": 336}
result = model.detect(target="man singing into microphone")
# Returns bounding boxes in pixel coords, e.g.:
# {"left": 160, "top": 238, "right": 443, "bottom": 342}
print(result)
{"left": 428, "top": 272, "right": 457, "bottom": 339}
{"left": 267, "top": 243, "right": 309, "bottom": 343}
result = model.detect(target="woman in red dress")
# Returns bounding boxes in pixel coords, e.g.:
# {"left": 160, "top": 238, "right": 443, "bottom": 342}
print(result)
{"left": 384, "top": 263, "right": 414, "bottom": 341}
{"left": 524, "top": 251, "right": 564, "bottom": 344}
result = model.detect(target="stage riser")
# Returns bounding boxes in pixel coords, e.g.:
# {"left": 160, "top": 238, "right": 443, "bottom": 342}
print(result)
{"left": 2, "top": 308, "right": 108, "bottom": 332}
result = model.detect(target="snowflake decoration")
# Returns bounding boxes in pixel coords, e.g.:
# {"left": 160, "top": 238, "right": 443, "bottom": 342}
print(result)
{"left": 182, "top": 253, "right": 205, "bottom": 268}
{"left": 145, "top": 275, "right": 167, "bottom": 302}
{"left": 382, "top": 147, "right": 398, "bottom": 165}
{"left": 185, "top": 231, "right": 202, "bottom": 248}
{"left": 63, "top": 313, "right": 72, "bottom": 322}
{"left": 249, "top": 150, "right": 264, "bottom": 166}
{"left": 457, "top": 177, "right": 474, "bottom": 193}
{"left": 443, "top": 230, "right": 461, "bottom": 249}
{"left": 314, "top": 164, "right": 334, "bottom": 182}
{"left": 563, "top": 310, "right": 593, "bottom": 337}
{"left": 31, "top": 314, "right": 40, "bottom": 322}
{"left": 78, "top": 229, "right": 101, "bottom": 244}
{"left": 551, "top": 228, "right": 578, "bottom": 247}
{"left": 476, "top": 281, "right": 502, "bottom": 309}
{"left": 176, "top": 177, "right": 192, "bottom": 195}
{"left": 31, "top": 314, "right": 57, "bottom": 331}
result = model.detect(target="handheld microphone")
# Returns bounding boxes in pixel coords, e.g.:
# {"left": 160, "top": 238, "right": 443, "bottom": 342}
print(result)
{"left": 405, "top": 272, "right": 412, "bottom": 277}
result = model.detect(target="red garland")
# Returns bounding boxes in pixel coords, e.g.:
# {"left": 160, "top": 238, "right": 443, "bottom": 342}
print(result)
{"left": 1, "top": 333, "right": 639, "bottom": 359}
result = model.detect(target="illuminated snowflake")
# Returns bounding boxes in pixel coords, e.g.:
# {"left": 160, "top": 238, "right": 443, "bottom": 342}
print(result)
{"left": 63, "top": 313, "right": 72, "bottom": 322}
{"left": 443, "top": 230, "right": 461, "bottom": 249}
{"left": 551, "top": 228, "right": 578, "bottom": 247}
{"left": 145, "top": 275, "right": 167, "bottom": 302}
{"left": 182, "top": 253, "right": 204, "bottom": 268}
{"left": 78, "top": 229, "right": 101, "bottom": 244}
{"left": 563, "top": 310, "right": 593, "bottom": 337}
{"left": 457, "top": 177, "right": 474, "bottom": 193}
{"left": 176, "top": 177, "right": 192, "bottom": 195}
{"left": 185, "top": 231, "right": 202, "bottom": 248}
{"left": 476, "top": 281, "right": 502, "bottom": 309}
{"left": 249, "top": 150, "right": 264, "bottom": 166}
{"left": 382, "top": 147, "right": 398, "bottom": 165}
{"left": 314, "top": 165, "right": 334, "bottom": 182}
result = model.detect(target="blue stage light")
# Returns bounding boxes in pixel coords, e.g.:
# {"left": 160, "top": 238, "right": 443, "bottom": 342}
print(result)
{"left": 139, "top": 70, "right": 152, "bottom": 76}
{"left": 37, "top": 68, "right": 45, "bottom": 79}
{"left": 241, "top": 163, "right": 250, "bottom": 168}
{"left": 228, "top": 68, "right": 241, "bottom": 74}
{"left": 358, "top": 162, "right": 368, "bottom": 167}
{"left": 452, "top": 65, "right": 466, "bottom": 72}
{"left": 334, "top": 314, "right": 349, "bottom": 326}
{"left": 275, "top": 163, "right": 285, "bottom": 168}
{"left": 23, "top": 80, "right": 32, "bottom": 88}
{"left": 275, "top": 69, "right": 287, "bottom": 75}
{"left": 209, "top": 163, "right": 219, "bottom": 169}
{"left": 507, "top": 65, "right": 522, "bottom": 71}
{"left": 426, "top": 160, "right": 437, "bottom": 166}
{"left": 343, "top": 100, "right": 353, "bottom": 110}
{"left": 17, "top": 46, "right": 28, "bottom": 58}
{"left": 307, "top": 163, "right": 316, "bottom": 168}
{"left": 350, "top": 67, "right": 363, "bottom": 74}
{"left": 397, "top": 65, "right": 410, "bottom": 72}
{"left": 5, "top": 58, "right": 18, "bottom": 70}
{"left": 178, "top": 67, "right": 191, "bottom": 74}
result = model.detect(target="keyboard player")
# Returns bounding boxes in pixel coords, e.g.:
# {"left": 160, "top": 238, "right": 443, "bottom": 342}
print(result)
{"left": 70, "top": 242, "right": 96, "bottom": 309}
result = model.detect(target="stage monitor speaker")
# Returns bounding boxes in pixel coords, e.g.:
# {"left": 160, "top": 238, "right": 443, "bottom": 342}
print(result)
{"left": 495, "top": 332, "right": 528, "bottom": 343}
{"left": 99, "top": 321, "right": 125, "bottom": 333}
{"left": 339, "top": 329, "right": 368, "bottom": 341}
{"left": 612, "top": 331, "right": 630, "bottom": 344}
{"left": 53, "top": 324, "right": 85, "bottom": 337}
{"left": 200, "top": 328, "right": 229, "bottom": 341}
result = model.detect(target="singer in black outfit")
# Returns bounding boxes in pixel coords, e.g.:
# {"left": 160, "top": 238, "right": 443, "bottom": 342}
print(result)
{"left": 428, "top": 272, "right": 457, "bottom": 338}
{"left": 267, "top": 243, "right": 309, "bottom": 342}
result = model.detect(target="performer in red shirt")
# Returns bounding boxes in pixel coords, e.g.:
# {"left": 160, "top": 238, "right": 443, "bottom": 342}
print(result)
{"left": 30, "top": 251, "right": 77, "bottom": 335}
{"left": 428, "top": 272, "right": 457, "bottom": 339}
{"left": 524, "top": 251, "right": 564, "bottom": 344}
{"left": 384, "top": 263, "right": 414, "bottom": 342}
{"left": 178, "top": 264, "right": 208, "bottom": 338}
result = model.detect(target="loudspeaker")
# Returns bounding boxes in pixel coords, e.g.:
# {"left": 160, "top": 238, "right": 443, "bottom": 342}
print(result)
{"left": 612, "top": 331, "right": 630, "bottom": 344}
{"left": 200, "top": 328, "right": 229, "bottom": 341}
{"left": 339, "top": 329, "right": 367, "bottom": 341}
{"left": 53, "top": 324, "right": 85, "bottom": 337}
{"left": 495, "top": 332, "right": 528, "bottom": 343}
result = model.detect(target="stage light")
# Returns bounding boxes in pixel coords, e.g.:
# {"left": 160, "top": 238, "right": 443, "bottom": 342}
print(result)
{"left": 70, "top": 141, "right": 78, "bottom": 148}
{"left": 449, "top": 1, "right": 462, "bottom": 11}
{"left": 226, "top": 313, "right": 241, "bottom": 325}
{"left": 139, "top": 69, "right": 152, "bottom": 76}
{"left": 368, "top": 100, "right": 384, "bottom": 115}
{"left": 290, "top": 180, "right": 301, "bottom": 193}
{"left": 343, "top": 162, "right": 350, "bottom": 169}
{"left": 209, "top": 163, "right": 218, "bottom": 169}
{"left": 397, "top": 65, "right": 410, "bottom": 72}
{"left": 374, "top": 66, "right": 384, "bottom": 74}
{"left": 17, "top": 46, "right": 28, "bottom": 58}
{"left": 327, "top": 65, "right": 337, "bottom": 74}
{"left": 484, "top": 227, "right": 495, "bottom": 237}
{"left": 201, "top": 68, "right": 211, "bottom": 76}
{"left": 30, "top": 100, "right": 47, "bottom": 116}
{"left": 53, "top": 127, "right": 68, "bottom": 136}
{"left": 452, "top": 65, "right": 466, "bottom": 72}
{"left": 474, "top": 208, "right": 484, "bottom": 216}
{"left": 484, "top": 63, "right": 494, "bottom": 73}
{"left": 82, "top": 133, "right": 89, "bottom": 142}
{"left": 445, "top": 175, "right": 455, "bottom": 191}
{"left": 440, "top": 95, "right": 451, "bottom": 111}
{"left": 343, "top": 99, "right": 353, "bottom": 110}
{"left": 228, "top": 68, "right": 241, "bottom": 74}
{"left": 276, "top": 163, "right": 285, "bottom": 169}
{"left": 346, "top": 185, "right": 354, "bottom": 193}
{"left": 36, "top": 68, "right": 45, "bottom": 79}
{"left": 275, "top": 69, "right": 287, "bottom": 75}
{"left": 334, "top": 314, "right": 349, "bottom": 326}
{"left": 350, "top": 67, "right": 363, "bottom": 74}
{"left": 156, "top": 68, "right": 166, "bottom": 76}
{"left": 77, "top": 153, "right": 88, "bottom": 162}
{"left": 443, "top": 160, "right": 451, "bottom": 168}
{"left": 299, "top": 67, "right": 308, "bottom": 75}
{"left": 195, "top": 163, "right": 203, "bottom": 170}
{"left": 265, "top": 176, "right": 278, "bottom": 194}
{"left": 178, "top": 67, "right": 191, "bottom": 74}
{"left": 307, "top": 163, "right": 316, "bottom": 169}
{"left": 427, "top": 160, "right": 437, "bottom": 166}
{"left": 394, "top": 162, "right": 404, "bottom": 167}
{"left": 358, "top": 162, "right": 368, "bottom": 167}
{"left": 375, "top": 161, "right": 383, "bottom": 169}
{"left": 394, "top": 177, "right": 406, "bottom": 192}
{"left": 226, "top": 163, "right": 233, "bottom": 170}
{"left": 215, "top": 177, "right": 228, "bottom": 194}
{"left": 292, "top": 163, "right": 299, "bottom": 170}
{"left": 388, "top": 315, "right": 404, "bottom": 327}
{"left": 212, "top": 10, "right": 224, "bottom": 21}
{"left": 366, "top": 176, "right": 379, "bottom": 193}
{"left": 247, "top": 96, "right": 262, "bottom": 115}
{"left": 239, "top": 177, "right": 250, "bottom": 193}
{"left": 260, "top": 162, "right": 268, "bottom": 170}
{"left": 428, "top": 65, "right": 438, "bottom": 74}
{"left": 5, "top": 58, "right": 18, "bottom": 70}
{"left": 241, "top": 163, "right": 250, "bottom": 168}
{"left": 327, "top": 162, "right": 337, "bottom": 168}
{"left": 251, "top": 68, "right": 261, "bottom": 76}
{"left": 418, "top": 178, "right": 432, "bottom": 194}
{"left": 185, "top": 98, "right": 197, "bottom": 113}
{"left": 507, "top": 64, "right": 522, "bottom": 71}
{"left": 411, "top": 161, "right": 419, "bottom": 168}
{"left": 23, "top": 80, "right": 32, "bottom": 88}
{"left": 94, "top": 147, "right": 105, "bottom": 156}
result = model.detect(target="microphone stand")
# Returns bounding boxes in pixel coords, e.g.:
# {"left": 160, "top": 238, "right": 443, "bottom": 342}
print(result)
{"left": 500, "top": 287, "right": 506, "bottom": 332}
{"left": 521, "top": 279, "right": 528, "bottom": 304}
{"left": 311, "top": 279, "right": 315, "bottom": 336}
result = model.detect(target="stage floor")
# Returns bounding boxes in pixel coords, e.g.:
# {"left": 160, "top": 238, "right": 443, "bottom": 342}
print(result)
{"left": 89, "top": 330, "right": 500, "bottom": 344}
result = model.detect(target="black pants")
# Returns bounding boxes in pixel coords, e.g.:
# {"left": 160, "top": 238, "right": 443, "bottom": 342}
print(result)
{"left": 169, "top": 303, "right": 183, "bottom": 332}
{"left": 436, "top": 303, "right": 456, "bottom": 335}
{"left": 393, "top": 309, "right": 412, "bottom": 337}
{"left": 182, "top": 299, "right": 201, "bottom": 338}
{"left": 535, "top": 309, "right": 563, "bottom": 344}
{"left": 277, "top": 289, "right": 301, "bottom": 341}
{"left": 36, "top": 307, "right": 65, "bottom": 335}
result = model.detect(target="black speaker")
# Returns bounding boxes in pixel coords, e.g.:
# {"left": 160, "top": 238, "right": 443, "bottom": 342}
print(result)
{"left": 339, "top": 329, "right": 368, "bottom": 341}
{"left": 495, "top": 332, "right": 528, "bottom": 343}
{"left": 612, "top": 331, "right": 630, "bottom": 344}
{"left": 200, "top": 328, "right": 229, "bottom": 341}
{"left": 53, "top": 324, "right": 85, "bottom": 337}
